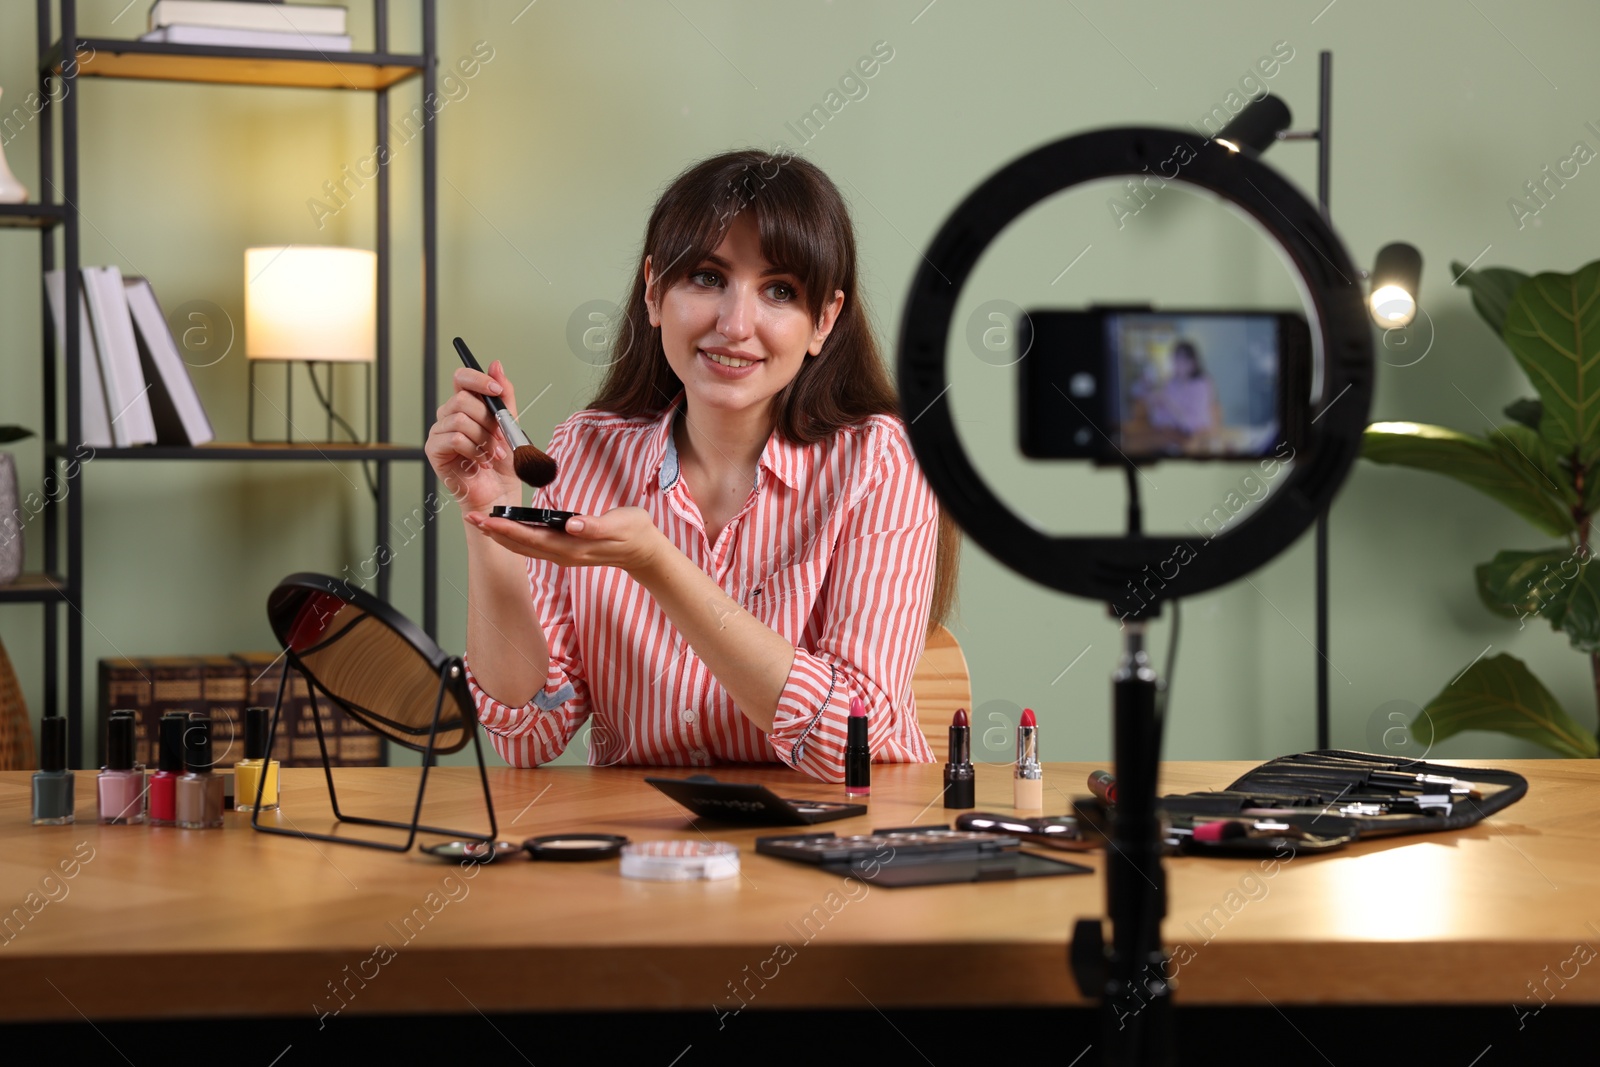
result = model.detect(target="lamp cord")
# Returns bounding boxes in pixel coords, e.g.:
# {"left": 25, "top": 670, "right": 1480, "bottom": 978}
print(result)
{"left": 305, "top": 364, "right": 379, "bottom": 498}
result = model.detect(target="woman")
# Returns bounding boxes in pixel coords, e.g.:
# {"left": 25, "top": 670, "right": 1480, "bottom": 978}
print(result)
{"left": 425, "top": 149, "right": 958, "bottom": 783}
{"left": 1139, "top": 340, "right": 1224, "bottom": 453}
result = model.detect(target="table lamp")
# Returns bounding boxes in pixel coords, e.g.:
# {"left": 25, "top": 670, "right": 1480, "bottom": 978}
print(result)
{"left": 245, "top": 246, "right": 376, "bottom": 444}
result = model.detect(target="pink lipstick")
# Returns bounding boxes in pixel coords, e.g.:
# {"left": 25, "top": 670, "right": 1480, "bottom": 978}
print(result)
{"left": 845, "top": 696, "right": 870, "bottom": 797}
{"left": 1014, "top": 707, "right": 1042, "bottom": 810}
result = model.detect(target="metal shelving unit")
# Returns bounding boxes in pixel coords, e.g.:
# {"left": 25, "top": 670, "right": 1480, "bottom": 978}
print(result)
{"left": 18, "top": 0, "right": 441, "bottom": 766}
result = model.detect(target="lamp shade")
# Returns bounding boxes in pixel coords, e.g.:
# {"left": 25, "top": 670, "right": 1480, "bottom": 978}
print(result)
{"left": 245, "top": 246, "right": 376, "bottom": 362}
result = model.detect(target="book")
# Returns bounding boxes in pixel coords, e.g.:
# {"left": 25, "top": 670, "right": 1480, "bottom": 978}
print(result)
{"left": 43, "top": 270, "right": 114, "bottom": 449}
{"left": 139, "top": 26, "right": 353, "bottom": 52}
{"left": 147, "top": 0, "right": 347, "bottom": 36}
{"left": 81, "top": 266, "right": 158, "bottom": 447}
{"left": 123, "top": 276, "right": 215, "bottom": 446}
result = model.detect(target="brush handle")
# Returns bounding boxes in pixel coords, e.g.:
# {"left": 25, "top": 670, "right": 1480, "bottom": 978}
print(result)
{"left": 453, "top": 336, "right": 532, "bottom": 449}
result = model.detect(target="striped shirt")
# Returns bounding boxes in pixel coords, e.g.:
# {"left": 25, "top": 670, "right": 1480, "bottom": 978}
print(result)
{"left": 465, "top": 392, "right": 938, "bottom": 782}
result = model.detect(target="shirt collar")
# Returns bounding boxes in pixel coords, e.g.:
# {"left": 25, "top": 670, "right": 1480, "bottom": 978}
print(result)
{"left": 649, "top": 392, "right": 807, "bottom": 493}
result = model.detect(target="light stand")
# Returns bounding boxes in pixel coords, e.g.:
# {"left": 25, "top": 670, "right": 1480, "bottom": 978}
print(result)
{"left": 895, "top": 123, "right": 1375, "bottom": 1067}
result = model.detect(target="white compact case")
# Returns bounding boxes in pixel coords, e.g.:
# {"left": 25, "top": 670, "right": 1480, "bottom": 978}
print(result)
{"left": 620, "top": 840, "right": 740, "bottom": 881}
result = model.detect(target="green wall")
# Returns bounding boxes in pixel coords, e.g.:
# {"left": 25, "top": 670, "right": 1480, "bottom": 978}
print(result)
{"left": 3, "top": 0, "right": 1599, "bottom": 769}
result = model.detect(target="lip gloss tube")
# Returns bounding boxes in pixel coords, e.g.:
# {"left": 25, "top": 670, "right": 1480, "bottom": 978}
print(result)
{"left": 32, "top": 716, "right": 75, "bottom": 826}
{"left": 845, "top": 696, "right": 870, "bottom": 798}
{"left": 98, "top": 712, "right": 147, "bottom": 825}
{"left": 1014, "top": 707, "right": 1042, "bottom": 811}
{"left": 943, "top": 708, "right": 975, "bottom": 808}
{"left": 148, "top": 712, "right": 187, "bottom": 827}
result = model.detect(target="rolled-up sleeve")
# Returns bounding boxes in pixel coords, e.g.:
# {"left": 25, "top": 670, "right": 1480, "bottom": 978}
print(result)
{"left": 767, "top": 427, "right": 939, "bottom": 782}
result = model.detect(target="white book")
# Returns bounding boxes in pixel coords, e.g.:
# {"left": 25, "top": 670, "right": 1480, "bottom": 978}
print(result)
{"left": 147, "top": 0, "right": 346, "bottom": 36}
{"left": 123, "top": 277, "right": 215, "bottom": 447}
{"left": 81, "top": 266, "right": 158, "bottom": 447}
{"left": 44, "top": 270, "right": 114, "bottom": 449}
{"left": 140, "top": 26, "right": 353, "bottom": 52}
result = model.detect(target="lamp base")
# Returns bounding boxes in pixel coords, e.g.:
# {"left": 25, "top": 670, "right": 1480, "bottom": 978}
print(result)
{"left": 248, "top": 360, "right": 373, "bottom": 445}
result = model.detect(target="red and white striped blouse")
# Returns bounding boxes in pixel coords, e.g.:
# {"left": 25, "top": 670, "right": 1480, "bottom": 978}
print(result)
{"left": 464, "top": 392, "right": 938, "bottom": 782}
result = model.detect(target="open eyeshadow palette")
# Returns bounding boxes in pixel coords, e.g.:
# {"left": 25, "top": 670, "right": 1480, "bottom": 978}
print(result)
{"left": 755, "top": 825, "right": 1093, "bottom": 887}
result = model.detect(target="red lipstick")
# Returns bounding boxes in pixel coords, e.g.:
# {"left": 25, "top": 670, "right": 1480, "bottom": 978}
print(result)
{"left": 1014, "top": 707, "right": 1042, "bottom": 810}
{"left": 845, "top": 697, "right": 870, "bottom": 797}
{"left": 944, "top": 708, "right": 975, "bottom": 808}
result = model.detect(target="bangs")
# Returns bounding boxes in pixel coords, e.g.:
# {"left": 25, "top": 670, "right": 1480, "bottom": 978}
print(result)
{"left": 646, "top": 152, "right": 851, "bottom": 323}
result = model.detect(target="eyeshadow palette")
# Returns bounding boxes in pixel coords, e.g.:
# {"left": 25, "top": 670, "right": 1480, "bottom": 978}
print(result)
{"left": 756, "top": 825, "right": 1093, "bottom": 886}
{"left": 645, "top": 775, "right": 867, "bottom": 825}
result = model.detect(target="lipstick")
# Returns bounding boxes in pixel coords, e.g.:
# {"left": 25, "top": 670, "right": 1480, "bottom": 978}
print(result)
{"left": 943, "top": 708, "right": 975, "bottom": 808}
{"left": 845, "top": 696, "right": 870, "bottom": 798}
{"left": 1014, "top": 707, "right": 1042, "bottom": 810}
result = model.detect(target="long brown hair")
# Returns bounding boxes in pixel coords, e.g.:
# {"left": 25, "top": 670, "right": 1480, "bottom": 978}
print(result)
{"left": 590, "top": 148, "right": 958, "bottom": 632}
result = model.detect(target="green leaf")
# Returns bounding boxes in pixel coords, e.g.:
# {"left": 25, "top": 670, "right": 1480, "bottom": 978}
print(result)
{"left": 1452, "top": 262, "right": 1530, "bottom": 337}
{"left": 0, "top": 427, "right": 33, "bottom": 444}
{"left": 1503, "top": 398, "right": 1543, "bottom": 430}
{"left": 1502, "top": 260, "right": 1600, "bottom": 467}
{"left": 1421, "top": 653, "right": 1598, "bottom": 758}
{"left": 1475, "top": 549, "right": 1568, "bottom": 619}
{"left": 1490, "top": 423, "right": 1579, "bottom": 508}
{"left": 1363, "top": 422, "right": 1576, "bottom": 537}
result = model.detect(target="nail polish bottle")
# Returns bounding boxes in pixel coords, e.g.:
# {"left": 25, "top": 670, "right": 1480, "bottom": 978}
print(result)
{"left": 148, "top": 712, "right": 187, "bottom": 827}
{"left": 176, "top": 717, "right": 225, "bottom": 829}
{"left": 31, "top": 716, "right": 75, "bottom": 826}
{"left": 235, "top": 706, "right": 280, "bottom": 813}
{"left": 98, "top": 712, "right": 147, "bottom": 825}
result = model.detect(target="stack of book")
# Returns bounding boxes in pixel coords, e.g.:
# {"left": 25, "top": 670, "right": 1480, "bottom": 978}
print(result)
{"left": 98, "top": 653, "right": 384, "bottom": 768}
{"left": 140, "top": 1, "right": 352, "bottom": 52}
{"left": 46, "top": 267, "right": 214, "bottom": 447}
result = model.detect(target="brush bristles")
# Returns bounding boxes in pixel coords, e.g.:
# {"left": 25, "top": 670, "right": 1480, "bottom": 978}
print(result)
{"left": 512, "top": 444, "right": 559, "bottom": 488}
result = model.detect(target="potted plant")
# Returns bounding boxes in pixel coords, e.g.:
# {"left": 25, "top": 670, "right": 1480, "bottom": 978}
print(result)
{"left": 0, "top": 425, "right": 30, "bottom": 587}
{"left": 1364, "top": 258, "right": 1600, "bottom": 757}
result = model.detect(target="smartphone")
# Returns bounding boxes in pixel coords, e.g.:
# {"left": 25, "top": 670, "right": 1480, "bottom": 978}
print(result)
{"left": 1018, "top": 308, "right": 1309, "bottom": 463}
{"left": 489, "top": 506, "right": 576, "bottom": 531}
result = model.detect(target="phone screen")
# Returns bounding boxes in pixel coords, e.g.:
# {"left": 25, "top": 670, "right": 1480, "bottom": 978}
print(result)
{"left": 1019, "top": 309, "right": 1305, "bottom": 462}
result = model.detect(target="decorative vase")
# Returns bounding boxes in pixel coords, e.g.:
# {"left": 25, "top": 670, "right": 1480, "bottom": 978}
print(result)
{"left": 0, "top": 453, "right": 21, "bottom": 585}
{"left": 0, "top": 88, "right": 29, "bottom": 204}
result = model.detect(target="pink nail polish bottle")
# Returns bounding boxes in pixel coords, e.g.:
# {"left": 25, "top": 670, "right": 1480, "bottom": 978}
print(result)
{"left": 98, "top": 712, "right": 147, "bottom": 825}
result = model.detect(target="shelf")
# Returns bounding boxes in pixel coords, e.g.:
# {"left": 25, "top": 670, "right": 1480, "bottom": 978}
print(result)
{"left": 0, "top": 204, "right": 66, "bottom": 229}
{"left": 44, "top": 38, "right": 424, "bottom": 90}
{"left": 47, "top": 441, "right": 427, "bottom": 461}
{"left": 0, "top": 574, "right": 68, "bottom": 604}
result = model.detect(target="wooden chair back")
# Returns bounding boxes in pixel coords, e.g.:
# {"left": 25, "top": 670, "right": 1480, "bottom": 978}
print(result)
{"left": 909, "top": 624, "right": 970, "bottom": 763}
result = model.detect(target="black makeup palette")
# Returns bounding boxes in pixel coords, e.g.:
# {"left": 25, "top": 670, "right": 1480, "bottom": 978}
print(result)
{"left": 756, "top": 825, "right": 1093, "bottom": 886}
{"left": 646, "top": 775, "right": 866, "bottom": 825}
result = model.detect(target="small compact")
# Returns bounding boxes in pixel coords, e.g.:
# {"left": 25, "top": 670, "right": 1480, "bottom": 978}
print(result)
{"left": 523, "top": 833, "right": 629, "bottom": 861}
{"left": 620, "top": 840, "right": 740, "bottom": 882}
{"left": 489, "top": 505, "right": 576, "bottom": 530}
{"left": 420, "top": 839, "right": 524, "bottom": 863}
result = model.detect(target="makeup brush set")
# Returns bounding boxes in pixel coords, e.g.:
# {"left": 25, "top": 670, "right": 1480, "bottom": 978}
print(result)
{"left": 1150, "top": 749, "right": 1529, "bottom": 856}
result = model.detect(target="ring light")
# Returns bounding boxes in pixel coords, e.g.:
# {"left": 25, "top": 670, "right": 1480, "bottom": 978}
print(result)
{"left": 896, "top": 125, "right": 1374, "bottom": 613}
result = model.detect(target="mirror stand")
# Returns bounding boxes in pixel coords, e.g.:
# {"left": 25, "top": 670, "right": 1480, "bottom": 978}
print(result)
{"left": 249, "top": 653, "right": 499, "bottom": 852}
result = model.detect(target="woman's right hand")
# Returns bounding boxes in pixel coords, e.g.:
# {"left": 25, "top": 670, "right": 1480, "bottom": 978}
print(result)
{"left": 425, "top": 360, "right": 524, "bottom": 516}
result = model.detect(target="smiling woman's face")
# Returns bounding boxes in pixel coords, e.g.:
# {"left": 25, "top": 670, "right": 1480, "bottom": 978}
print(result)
{"left": 645, "top": 212, "right": 843, "bottom": 424}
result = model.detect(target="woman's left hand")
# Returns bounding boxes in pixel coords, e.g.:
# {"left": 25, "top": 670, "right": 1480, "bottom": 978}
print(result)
{"left": 466, "top": 506, "right": 667, "bottom": 576}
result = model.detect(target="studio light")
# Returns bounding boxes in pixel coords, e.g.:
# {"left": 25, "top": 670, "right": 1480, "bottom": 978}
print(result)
{"left": 1213, "top": 94, "right": 1292, "bottom": 155}
{"left": 1368, "top": 242, "right": 1424, "bottom": 327}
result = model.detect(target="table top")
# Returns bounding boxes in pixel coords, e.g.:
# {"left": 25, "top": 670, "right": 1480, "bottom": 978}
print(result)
{"left": 1, "top": 758, "right": 1596, "bottom": 1021}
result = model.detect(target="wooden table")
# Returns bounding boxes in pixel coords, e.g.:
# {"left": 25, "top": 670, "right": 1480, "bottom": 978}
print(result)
{"left": 1, "top": 759, "right": 1595, "bottom": 1022}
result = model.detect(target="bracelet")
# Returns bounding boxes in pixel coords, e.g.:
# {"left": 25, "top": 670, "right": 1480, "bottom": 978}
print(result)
{"left": 789, "top": 665, "right": 837, "bottom": 768}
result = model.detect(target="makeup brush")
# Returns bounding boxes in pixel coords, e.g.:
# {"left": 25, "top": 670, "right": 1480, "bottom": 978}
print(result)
{"left": 452, "top": 337, "right": 558, "bottom": 488}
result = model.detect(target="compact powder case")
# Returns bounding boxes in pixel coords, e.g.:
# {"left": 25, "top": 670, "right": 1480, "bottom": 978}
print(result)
{"left": 523, "top": 833, "right": 629, "bottom": 861}
{"left": 620, "top": 840, "right": 740, "bottom": 882}
{"left": 419, "top": 840, "right": 524, "bottom": 863}
{"left": 488, "top": 506, "right": 576, "bottom": 530}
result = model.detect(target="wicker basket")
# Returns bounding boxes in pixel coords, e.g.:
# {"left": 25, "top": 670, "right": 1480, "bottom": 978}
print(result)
{"left": 0, "top": 637, "right": 34, "bottom": 770}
